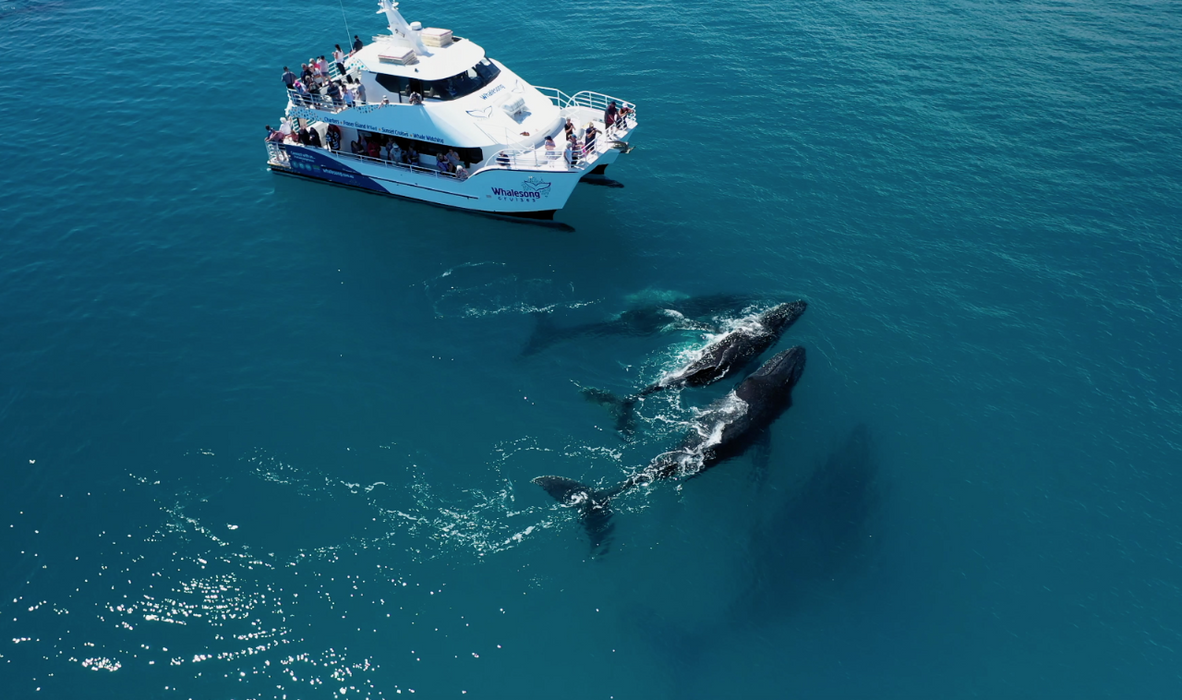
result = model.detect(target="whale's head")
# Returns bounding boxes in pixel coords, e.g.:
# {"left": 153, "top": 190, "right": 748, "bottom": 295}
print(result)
{"left": 759, "top": 300, "right": 807, "bottom": 336}
{"left": 752, "top": 346, "right": 806, "bottom": 391}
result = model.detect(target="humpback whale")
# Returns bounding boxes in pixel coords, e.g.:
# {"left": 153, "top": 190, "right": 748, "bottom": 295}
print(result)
{"left": 582, "top": 301, "right": 807, "bottom": 435}
{"left": 521, "top": 293, "right": 758, "bottom": 356}
{"left": 534, "top": 346, "right": 807, "bottom": 554}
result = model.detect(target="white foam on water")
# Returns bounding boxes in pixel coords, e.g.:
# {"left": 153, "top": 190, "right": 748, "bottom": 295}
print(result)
{"left": 421, "top": 261, "right": 594, "bottom": 319}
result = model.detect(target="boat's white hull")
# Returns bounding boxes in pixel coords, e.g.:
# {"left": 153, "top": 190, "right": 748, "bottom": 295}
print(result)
{"left": 269, "top": 145, "right": 584, "bottom": 218}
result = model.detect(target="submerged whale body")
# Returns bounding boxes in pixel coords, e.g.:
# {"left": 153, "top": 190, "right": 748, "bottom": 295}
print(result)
{"left": 534, "top": 346, "right": 807, "bottom": 554}
{"left": 521, "top": 293, "right": 758, "bottom": 356}
{"left": 582, "top": 301, "right": 807, "bottom": 435}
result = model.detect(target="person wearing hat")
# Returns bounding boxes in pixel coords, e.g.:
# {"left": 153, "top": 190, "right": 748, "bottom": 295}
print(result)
{"left": 583, "top": 122, "right": 598, "bottom": 153}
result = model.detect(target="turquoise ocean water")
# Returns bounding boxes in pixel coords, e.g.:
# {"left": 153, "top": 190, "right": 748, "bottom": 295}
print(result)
{"left": 2, "top": 0, "right": 1181, "bottom": 697}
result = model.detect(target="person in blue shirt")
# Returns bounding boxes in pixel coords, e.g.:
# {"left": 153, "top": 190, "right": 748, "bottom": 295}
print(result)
{"left": 281, "top": 66, "right": 297, "bottom": 89}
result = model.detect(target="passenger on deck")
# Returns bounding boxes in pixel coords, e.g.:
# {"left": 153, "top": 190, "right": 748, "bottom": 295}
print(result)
{"left": 563, "top": 139, "right": 575, "bottom": 167}
{"left": 604, "top": 101, "right": 619, "bottom": 131}
{"left": 306, "top": 128, "right": 322, "bottom": 148}
{"left": 584, "top": 123, "right": 598, "bottom": 152}
{"left": 317, "top": 56, "right": 330, "bottom": 80}
{"left": 408, "top": 91, "right": 423, "bottom": 105}
{"left": 352, "top": 35, "right": 364, "bottom": 53}
{"left": 292, "top": 80, "right": 310, "bottom": 106}
{"left": 618, "top": 105, "right": 634, "bottom": 124}
{"left": 563, "top": 118, "right": 575, "bottom": 140}
{"left": 342, "top": 85, "right": 355, "bottom": 108}
{"left": 281, "top": 66, "right": 297, "bottom": 89}
{"left": 265, "top": 125, "right": 283, "bottom": 143}
{"left": 366, "top": 139, "right": 382, "bottom": 159}
{"left": 454, "top": 165, "right": 470, "bottom": 181}
{"left": 436, "top": 152, "right": 452, "bottom": 173}
{"left": 325, "top": 81, "right": 342, "bottom": 107}
{"left": 351, "top": 137, "right": 365, "bottom": 155}
{"left": 403, "top": 145, "right": 419, "bottom": 165}
{"left": 385, "top": 140, "right": 401, "bottom": 162}
{"left": 300, "top": 63, "right": 314, "bottom": 83}
{"left": 446, "top": 148, "right": 462, "bottom": 169}
{"left": 356, "top": 82, "right": 367, "bottom": 104}
{"left": 496, "top": 152, "right": 511, "bottom": 167}
{"left": 326, "top": 124, "right": 342, "bottom": 150}
{"left": 544, "top": 135, "right": 557, "bottom": 160}
{"left": 333, "top": 45, "right": 346, "bottom": 74}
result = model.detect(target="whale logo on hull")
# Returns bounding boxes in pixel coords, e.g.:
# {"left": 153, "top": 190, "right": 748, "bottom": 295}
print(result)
{"left": 522, "top": 176, "right": 551, "bottom": 196}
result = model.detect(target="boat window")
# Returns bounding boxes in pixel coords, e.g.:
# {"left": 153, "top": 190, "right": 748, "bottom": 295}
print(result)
{"left": 374, "top": 73, "right": 411, "bottom": 96}
{"left": 373, "top": 58, "right": 503, "bottom": 102}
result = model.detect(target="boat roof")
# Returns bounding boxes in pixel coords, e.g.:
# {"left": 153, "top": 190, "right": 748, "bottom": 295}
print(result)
{"left": 351, "top": 35, "right": 487, "bottom": 82}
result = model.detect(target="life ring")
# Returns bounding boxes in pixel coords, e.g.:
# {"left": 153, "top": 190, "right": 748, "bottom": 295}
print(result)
{"left": 326, "top": 124, "right": 342, "bottom": 151}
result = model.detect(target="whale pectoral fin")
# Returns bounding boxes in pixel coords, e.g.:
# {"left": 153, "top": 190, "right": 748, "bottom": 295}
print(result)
{"left": 521, "top": 312, "right": 561, "bottom": 356}
{"left": 580, "top": 388, "right": 640, "bottom": 440}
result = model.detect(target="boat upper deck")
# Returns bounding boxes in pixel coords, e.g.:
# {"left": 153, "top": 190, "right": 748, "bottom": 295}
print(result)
{"left": 350, "top": 34, "right": 487, "bottom": 81}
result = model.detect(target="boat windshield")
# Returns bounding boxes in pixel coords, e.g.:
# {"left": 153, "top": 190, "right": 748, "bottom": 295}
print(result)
{"left": 374, "top": 58, "right": 502, "bottom": 101}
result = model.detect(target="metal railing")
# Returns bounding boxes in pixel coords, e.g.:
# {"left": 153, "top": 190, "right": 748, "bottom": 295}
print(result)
{"left": 535, "top": 87, "right": 638, "bottom": 124}
{"left": 487, "top": 146, "right": 572, "bottom": 171}
{"left": 286, "top": 88, "right": 358, "bottom": 113}
{"left": 267, "top": 142, "right": 472, "bottom": 181}
{"left": 486, "top": 132, "right": 609, "bottom": 172}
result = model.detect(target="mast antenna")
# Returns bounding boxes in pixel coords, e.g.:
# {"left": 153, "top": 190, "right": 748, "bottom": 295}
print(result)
{"left": 338, "top": 0, "right": 352, "bottom": 47}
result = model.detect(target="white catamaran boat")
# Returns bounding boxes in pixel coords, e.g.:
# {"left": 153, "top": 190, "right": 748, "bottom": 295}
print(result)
{"left": 265, "top": 0, "right": 638, "bottom": 221}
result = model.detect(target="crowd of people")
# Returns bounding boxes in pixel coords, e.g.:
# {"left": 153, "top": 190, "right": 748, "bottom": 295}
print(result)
{"left": 280, "top": 36, "right": 371, "bottom": 111}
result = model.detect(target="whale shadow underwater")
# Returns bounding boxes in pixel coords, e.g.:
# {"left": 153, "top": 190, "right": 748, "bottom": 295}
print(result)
{"left": 520, "top": 293, "right": 759, "bottom": 357}
{"left": 534, "top": 346, "right": 807, "bottom": 555}
{"left": 629, "top": 425, "right": 883, "bottom": 696}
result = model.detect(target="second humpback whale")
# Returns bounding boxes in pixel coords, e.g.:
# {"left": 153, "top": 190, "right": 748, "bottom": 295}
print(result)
{"left": 533, "top": 346, "right": 807, "bottom": 554}
{"left": 582, "top": 301, "right": 807, "bottom": 435}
